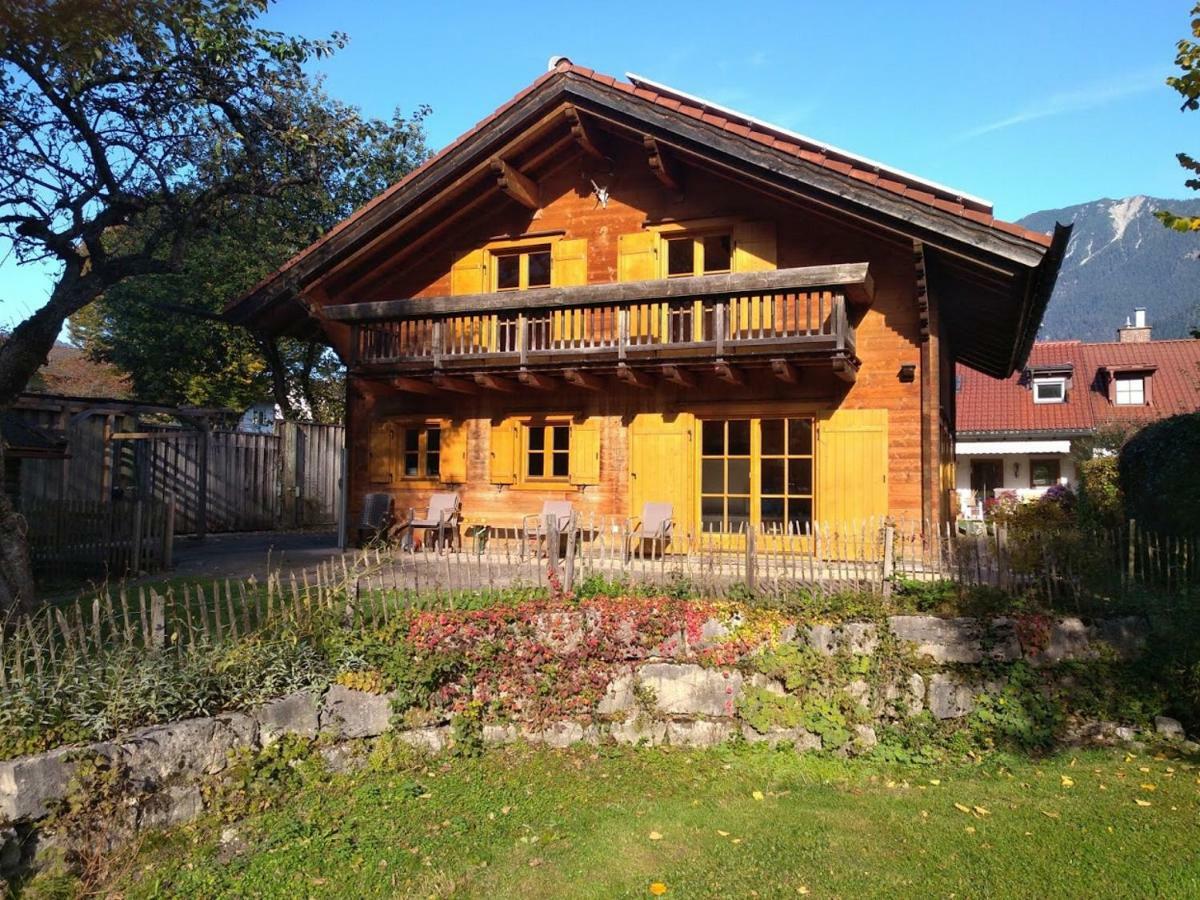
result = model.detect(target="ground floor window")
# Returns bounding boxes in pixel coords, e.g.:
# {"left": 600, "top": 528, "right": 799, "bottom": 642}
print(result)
{"left": 524, "top": 422, "right": 570, "bottom": 482}
{"left": 402, "top": 424, "right": 441, "bottom": 479}
{"left": 1030, "top": 458, "right": 1060, "bottom": 489}
{"left": 700, "top": 417, "right": 814, "bottom": 533}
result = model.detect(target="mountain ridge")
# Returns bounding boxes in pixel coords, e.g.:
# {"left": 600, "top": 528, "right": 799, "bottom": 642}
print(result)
{"left": 1017, "top": 195, "right": 1200, "bottom": 342}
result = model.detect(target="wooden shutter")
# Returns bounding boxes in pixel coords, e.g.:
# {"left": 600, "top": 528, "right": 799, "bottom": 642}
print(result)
{"left": 368, "top": 420, "right": 397, "bottom": 484}
{"left": 816, "top": 409, "right": 888, "bottom": 527}
{"left": 451, "top": 247, "right": 490, "bottom": 295}
{"left": 551, "top": 238, "right": 588, "bottom": 342}
{"left": 568, "top": 418, "right": 601, "bottom": 485}
{"left": 439, "top": 420, "right": 468, "bottom": 484}
{"left": 732, "top": 221, "right": 777, "bottom": 272}
{"left": 617, "top": 231, "right": 659, "bottom": 281}
{"left": 732, "top": 221, "right": 777, "bottom": 334}
{"left": 488, "top": 418, "right": 520, "bottom": 485}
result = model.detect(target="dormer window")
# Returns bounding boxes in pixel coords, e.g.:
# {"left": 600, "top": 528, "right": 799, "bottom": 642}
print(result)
{"left": 1114, "top": 373, "right": 1145, "bottom": 406}
{"left": 1033, "top": 377, "right": 1066, "bottom": 404}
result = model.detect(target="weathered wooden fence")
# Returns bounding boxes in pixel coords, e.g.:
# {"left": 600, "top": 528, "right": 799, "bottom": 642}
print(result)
{"left": 25, "top": 496, "right": 175, "bottom": 578}
{"left": 111, "top": 421, "right": 344, "bottom": 535}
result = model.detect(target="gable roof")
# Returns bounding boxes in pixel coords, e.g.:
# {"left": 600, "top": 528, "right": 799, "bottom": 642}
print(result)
{"left": 957, "top": 338, "right": 1200, "bottom": 436}
{"left": 227, "top": 60, "right": 1069, "bottom": 378}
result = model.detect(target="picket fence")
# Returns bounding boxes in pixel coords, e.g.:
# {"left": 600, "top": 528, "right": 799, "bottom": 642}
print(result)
{"left": 4, "top": 515, "right": 1197, "bottom": 690}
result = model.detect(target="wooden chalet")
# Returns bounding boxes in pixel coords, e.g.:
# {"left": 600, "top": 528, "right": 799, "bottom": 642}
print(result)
{"left": 227, "top": 60, "right": 1070, "bottom": 543}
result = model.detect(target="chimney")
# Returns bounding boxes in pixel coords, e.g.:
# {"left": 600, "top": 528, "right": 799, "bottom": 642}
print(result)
{"left": 1117, "top": 307, "right": 1151, "bottom": 343}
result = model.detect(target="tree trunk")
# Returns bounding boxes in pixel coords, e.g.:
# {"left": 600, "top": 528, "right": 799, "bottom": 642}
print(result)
{"left": 256, "top": 334, "right": 295, "bottom": 420}
{"left": 0, "top": 264, "right": 102, "bottom": 613}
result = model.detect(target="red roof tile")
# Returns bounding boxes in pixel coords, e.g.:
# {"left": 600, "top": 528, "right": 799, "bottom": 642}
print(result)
{"left": 957, "top": 339, "right": 1200, "bottom": 436}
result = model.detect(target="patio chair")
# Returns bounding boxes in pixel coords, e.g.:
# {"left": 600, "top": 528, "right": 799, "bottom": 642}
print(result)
{"left": 356, "top": 493, "right": 395, "bottom": 546}
{"left": 521, "top": 500, "right": 575, "bottom": 559}
{"left": 626, "top": 502, "right": 674, "bottom": 560}
{"left": 403, "top": 492, "right": 462, "bottom": 552}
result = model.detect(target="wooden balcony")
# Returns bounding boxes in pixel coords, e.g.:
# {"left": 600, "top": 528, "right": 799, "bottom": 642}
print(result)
{"left": 327, "top": 263, "right": 871, "bottom": 384}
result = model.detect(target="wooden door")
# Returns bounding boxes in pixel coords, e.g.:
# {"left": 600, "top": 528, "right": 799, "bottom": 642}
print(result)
{"left": 630, "top": 413, "right": 693, "bottom": 546}
{"left": 816, "top": 409, "right": 888, "bottom": 528}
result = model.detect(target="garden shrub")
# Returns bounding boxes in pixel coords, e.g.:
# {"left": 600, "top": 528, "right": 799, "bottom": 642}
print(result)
{"left": 1119, "top": 412, "right": 1200, "bottom": 534}
{"left": 968, "top": 663, "right": 1063, "bottom": 753}
{"left": 736, "top": 686, "right": 804, "bottom": 733}
{"left": 1076, "top": 455, "right": 1124, "bottom": 529}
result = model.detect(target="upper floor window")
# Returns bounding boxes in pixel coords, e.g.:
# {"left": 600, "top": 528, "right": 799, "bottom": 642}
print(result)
{"left": 1033, "top": 377, "right": 1066, "bottom": 404}
{"left": 494, "top": 246, "right": 551, "bottom": 291}
{"left": 1114, "top": 374, "right": 1145, "bottom": 406}
{"left": 665, "top": 233, "right": 732, "bottom": 277}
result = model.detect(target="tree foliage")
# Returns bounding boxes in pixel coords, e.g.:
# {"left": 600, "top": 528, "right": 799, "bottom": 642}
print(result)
{"left": 0, "top": 0, "right": 415, "bottom": 607}
{"left": 1118, "top": 413, "right": 1200, "bottom": 534}
{"left": 1158, "top": 3, "right": 1200, "bottom": 232}
{"left": 67, "top": 97, "right": 429, "bottom": 420}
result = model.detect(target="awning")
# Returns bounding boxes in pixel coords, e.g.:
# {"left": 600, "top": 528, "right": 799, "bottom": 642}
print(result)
{"left": 956, "top": 439, "right": 1071, "bottom": 456}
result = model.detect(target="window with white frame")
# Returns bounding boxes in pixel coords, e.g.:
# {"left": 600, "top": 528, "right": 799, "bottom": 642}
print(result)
{"left": 1114, "top": 374, "right": 1145, "bottom": 405}
{"left": 1033, "top": 377, "right": 1066, "bottom": 404}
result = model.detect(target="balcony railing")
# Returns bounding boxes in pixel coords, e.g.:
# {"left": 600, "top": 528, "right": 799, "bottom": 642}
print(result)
{"left": 328, "top": 264, "right": 871, "bottom": 376}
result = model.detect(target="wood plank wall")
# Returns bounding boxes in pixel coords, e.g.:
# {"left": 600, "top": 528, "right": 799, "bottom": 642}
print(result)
{"left": 335, "top": 138, "right": 933, "bottom": 533}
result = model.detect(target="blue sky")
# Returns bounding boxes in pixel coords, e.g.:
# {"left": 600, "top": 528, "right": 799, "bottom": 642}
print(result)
{"left": 0, "top": 0, "right": 1195, "bottom": 332}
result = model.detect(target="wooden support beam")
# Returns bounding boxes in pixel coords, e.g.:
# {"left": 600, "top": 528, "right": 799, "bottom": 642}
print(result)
{"left": 564, "top": 106, "right": 606, "bottom": 159}
{"left": 617, "top": 363, "right": 651, "bottom": 389}
{"left": 563, "top": 368, "right": 603, "bottom": 391}
{"left": 518, "top": 369, "right": 555, "bottom": 390}
{"left": 474, "top": 373, "right": 517, "bottom": 392}
{"left": 661, "top": 364, "right": 694, "bottom": 389}
{"left": 431, "top": 374, "right": 477, "bottom": 394}
{"left": 714, "top": 361, "right": 742, "bottom": 385}
{"left": 391, "top": 376, "right": 439, "bottom": 395}
{"left": 490, "top": 157, "right": 539, "bottom": 210}
{"left": 643, "top": 134, "right": 681, "bottom": 192}
{"left": 770, "top": 359, "right": 797, "bottom": 383}
{"left": 832, "top": 358, "right": 858, "bottom": 384}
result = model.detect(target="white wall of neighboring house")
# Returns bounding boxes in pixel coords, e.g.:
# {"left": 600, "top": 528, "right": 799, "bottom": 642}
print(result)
{"left": 239, "top": 402, "right": 281, "bottom": 434}
{"left": 954, "top": 439, "right": 1077, "bottom": 519}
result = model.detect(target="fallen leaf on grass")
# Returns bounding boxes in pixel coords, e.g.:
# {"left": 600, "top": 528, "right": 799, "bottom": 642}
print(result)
{"left": 964, "top": 826, "right": 976, "bottom": 834}
{"left": 716, "top": 830, "right": 730, "bottom": 837}
{"left": 973, "top": 806, "right": 991, "bottom": 817}
{"left": 752, "top": 790, "right": 765, "bottom": 801}
{"left": 649, "top": 883, "right": 668, "bottom": 896}
{"left": 1041, "top": 810, "right": 1060, "bottom": 819}
{"left": 954, "top": 803, "right": 972, "bottom": 814}
{"left": 1140, "top": 784, "right": 1156, "bottom": 792}
{"left": 928, "top": 779, "right": 941, "bottom": 786}
{"left": 798, "top": 888, "right": 811, "bottom": 896}
{"left": 1060, "top": 776, "right": 1074, "bottom": 788}
{"left": 529, "top": 858, "right": 543, "bottom": 868}
{"left": 1135, "top": 799, "right": 1152, "bottom": 807}
{"left": 649, "top": 831, "right": 663, "bottom": 841}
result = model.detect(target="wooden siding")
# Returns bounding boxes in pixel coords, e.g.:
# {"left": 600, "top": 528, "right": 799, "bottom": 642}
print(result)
{"left": 333, "top": 133, "right": 939, "bottom": 533}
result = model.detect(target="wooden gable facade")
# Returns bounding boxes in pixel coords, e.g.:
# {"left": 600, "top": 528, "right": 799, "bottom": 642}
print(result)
{"left": 228, "top": 62, "right": 1069, "bottom": 541}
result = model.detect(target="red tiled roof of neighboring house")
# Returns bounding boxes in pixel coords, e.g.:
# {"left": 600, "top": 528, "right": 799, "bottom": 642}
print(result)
{"left": 233, "top": 61, "right": 1053, "bottom": 311}
{"left": 957, "top": 338, "right": 1200, "bottom": 435}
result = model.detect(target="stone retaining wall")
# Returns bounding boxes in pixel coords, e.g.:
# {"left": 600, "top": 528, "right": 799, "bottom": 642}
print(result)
{"left": 0, "top": 613, "right": 1184, "bottom": 878}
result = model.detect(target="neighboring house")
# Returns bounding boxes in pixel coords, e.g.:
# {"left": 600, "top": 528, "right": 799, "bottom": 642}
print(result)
{"left": 239, "top": 402, "right": 280, "bottom": 435}
{"left": 227, "top": 60, "right": 1066, "bottom": 540}
{"left": 955, "top": 308, "right": 1200, "bottom": 516}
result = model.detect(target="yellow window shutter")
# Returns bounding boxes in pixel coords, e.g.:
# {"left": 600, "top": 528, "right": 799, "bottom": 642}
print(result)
{"left": 731, "top": 221, "right": 777, "bottom": 333}
{"left": 617, "top": 231, "right": 660, "bottom": 282}
{"left": 368, "top": 420, "right": 397, "bottom": 484}
{"left": 451, "top": 247, "right": 490, "bottom": 295}
{"left": 550, "top": 238, "right": 588, "bottom": 343}
{"left": 439, "top": 420, "right": 469, "bottom": 483}
{"left": 488, "top": 418, "right": 519, "bottom": 485}
{"left": 732, "top": 221, "right": 777, "bottom": 272}
{"left": 815, "top": 409, "right": 888, "bottom": 527}
{"left": 551, "top": 238, "right": 588, "bottom": 286}
{"left": 569, "top": 418, "right": 601, "bottom": 485}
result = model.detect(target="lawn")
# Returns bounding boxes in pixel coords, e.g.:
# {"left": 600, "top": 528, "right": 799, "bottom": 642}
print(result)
{"left": 57, "top": 743, "right": 1200, "bottom": 899}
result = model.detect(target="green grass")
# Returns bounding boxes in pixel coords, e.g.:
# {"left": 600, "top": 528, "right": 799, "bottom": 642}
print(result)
{"left": 58, "top": 744, "right": 1200, "bottom": 899}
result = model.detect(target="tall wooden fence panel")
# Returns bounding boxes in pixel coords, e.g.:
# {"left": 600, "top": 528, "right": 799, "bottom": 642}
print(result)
{"left": 25, "top": 496, "right": 174, "bottom": 577}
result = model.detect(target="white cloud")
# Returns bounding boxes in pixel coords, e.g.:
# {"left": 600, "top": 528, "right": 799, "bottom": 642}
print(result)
{"left": 959, "top": 67, "right": 1165, "bottom": 140}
